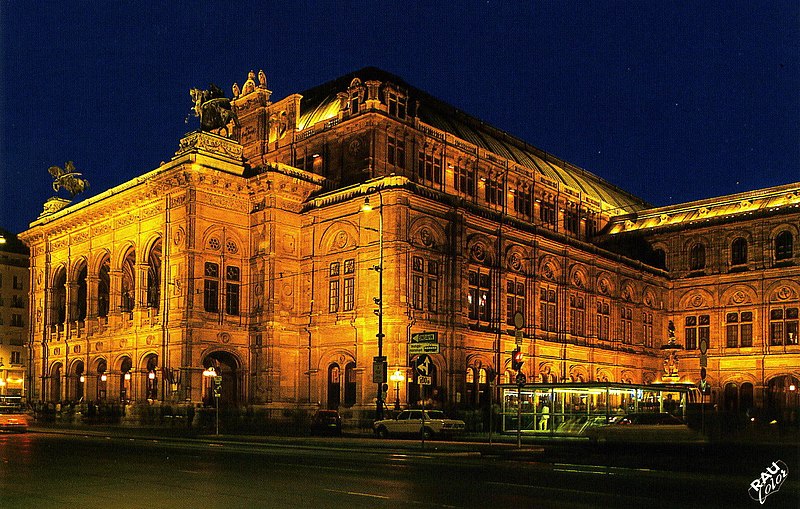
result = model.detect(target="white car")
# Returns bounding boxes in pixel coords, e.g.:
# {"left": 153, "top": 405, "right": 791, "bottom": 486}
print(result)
{"left": 374, "top": 409, "right": 465, "bottom": 439}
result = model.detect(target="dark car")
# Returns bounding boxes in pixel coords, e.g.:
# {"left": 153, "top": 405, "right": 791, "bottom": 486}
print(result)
{"left": 311, "top": 410, "right": 342, "bottom": 435}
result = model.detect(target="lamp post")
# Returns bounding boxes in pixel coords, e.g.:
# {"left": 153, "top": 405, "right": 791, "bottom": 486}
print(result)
{"left": 362, "top": 191, "right": 386, "bottom": 420}
{"left": 203, "top": 366, "right": 220, "bottom": 435}
{"left": 390, "top": 369, "right": 404, "bottom": 410}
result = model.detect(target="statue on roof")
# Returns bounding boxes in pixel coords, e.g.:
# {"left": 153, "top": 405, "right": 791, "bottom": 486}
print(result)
{"left": 48, "top": 161, "right": 89, "bottom": 197}
{"left": 189, "top": 83, "right": 239, "bottom": 137}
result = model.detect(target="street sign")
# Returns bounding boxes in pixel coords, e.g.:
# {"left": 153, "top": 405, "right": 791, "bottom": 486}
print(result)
{"left": 410, "top": 332, "right": 439, "bottom": 354}
{"left": 373, "top": 357, "right": 387, "bottom": 383}
{"left": 414, "top": 354, "right": 433, "bottom": 376}
{"left": 213, "top": 376, "right": 222, "bottom": 386}
{"left": 514, "top": 329, "right": 523, "bottom": 346}
{"left": 418, "top": 375, "right": 432, "bottom": 385}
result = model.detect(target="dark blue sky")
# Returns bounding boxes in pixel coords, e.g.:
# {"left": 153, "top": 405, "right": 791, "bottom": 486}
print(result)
{"left": 2, "top": 2, "right": 798, "bottom": 235}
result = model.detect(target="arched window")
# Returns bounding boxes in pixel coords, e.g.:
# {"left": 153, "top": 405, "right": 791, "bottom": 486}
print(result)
{"left": 120, "top": 249, "right": 136, "bottom": 312}
{"left": 327, "top": 364, "right": 341, "bottom": 409}
{"left": 97, "top": 255, "right": 110, "bottom": 318}
{"left": 74, "top": 263, "right": 88, "bottom": 321}
{"left": 51, "top": 268, "right": 67, "bottom": 326}
{"left": 147, "top": 239, "right": 162, "bottom": 309}
{"left": 731, "top": 237, "right": 748, "bottom": 266}
{"left": 653, "top": 249, "right": 667, "bottom": 270}
{"left": 775, "top": 231, "right": 793, "bottom": 261}
{"left": 689, "top": 243, "right": 706, "bottom": 270}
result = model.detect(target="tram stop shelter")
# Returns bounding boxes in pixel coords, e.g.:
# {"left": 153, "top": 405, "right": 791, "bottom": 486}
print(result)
{"left": 500, "top": 382, "right": 700, "bottom": 436}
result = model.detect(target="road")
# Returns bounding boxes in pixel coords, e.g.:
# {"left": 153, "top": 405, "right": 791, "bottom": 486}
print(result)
{"left": 0, "top": 431, "right": 797, "bottom": 508}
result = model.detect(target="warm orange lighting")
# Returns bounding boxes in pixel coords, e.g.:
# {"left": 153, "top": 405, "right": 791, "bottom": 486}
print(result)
{"left": 203, "top": 366, "right": 217, "bottom": 377}
{"left": 79, "top": 375, "right": 86, "bottom": 383}
{"left": 790, "top": 384, "right": 797, "bottom": 392}
{"left": 148, "top": 371, "right": 156, "bottom": 380}
{"left": 124, "top": 372, "right": 131, "bottom": 381}
{"left": 361, "top": 196, "right": 373, "bottom": 212}
{"left": 100, "top": 373, "right": 107, "bottom": 382}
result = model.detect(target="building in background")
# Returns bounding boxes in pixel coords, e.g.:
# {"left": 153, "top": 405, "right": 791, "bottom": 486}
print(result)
{"left": 0, "top": 229, "right": 30, "bottom": 403}
{"left": 18, "top": 68, "right": 799, "bottom": 425}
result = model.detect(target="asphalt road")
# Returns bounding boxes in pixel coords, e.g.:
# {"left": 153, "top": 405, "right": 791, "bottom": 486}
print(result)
{"left": 0, "top": 431, "right": 797, "bottom": 508}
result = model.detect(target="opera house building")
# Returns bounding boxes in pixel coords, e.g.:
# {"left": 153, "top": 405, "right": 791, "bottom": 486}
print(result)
{"left": 19, "top": 68, "right": 800, "bottom": 429}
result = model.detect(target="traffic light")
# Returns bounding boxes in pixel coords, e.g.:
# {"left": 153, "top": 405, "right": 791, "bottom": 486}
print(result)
{"left": 511, "top": 348, "right": 524, "bottom": 371}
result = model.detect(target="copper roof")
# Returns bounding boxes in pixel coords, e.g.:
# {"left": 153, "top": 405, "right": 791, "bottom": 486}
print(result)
{"left": 297, "top": 67, "right": 650, "bottom": 213}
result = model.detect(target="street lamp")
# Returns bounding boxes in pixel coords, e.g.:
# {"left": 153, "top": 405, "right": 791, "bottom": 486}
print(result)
{"left": 390, "top": 369, "right": 404, "bottom": 410}
{"left": 361, "top": 191, "right": 386, "bottom": 420}
{"left": 203, "top": 366, "right": 220, "bottom": 435}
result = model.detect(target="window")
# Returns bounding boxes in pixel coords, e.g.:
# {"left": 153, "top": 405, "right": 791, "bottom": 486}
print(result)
{"left": 775, "top": 231, "right": 793, "bottom": 261}
{"left": 596, "top": 301, "right": 610, "bottom": 340}
{"left": 387, "top": 135, "right": 406, "bottom": 169}
{"left": 563, "top": 210, "right": 579, "bottom": 234}
{"left": 484, "top": 178, "right": 504, "bottom": 206}
{"left": 387, "top": 91, "right": 407, "bottom": 119}
{"left": 203, "top": 262, "right": 219, "bottom": 313}
{"left": 514, "top": 187, "right": 533, "bottom": 219}
{"left": 540, "top": 288, "right": 557, "bottom": 332}
{"left": 294, "top": 154, "right": 315, "bottom": 172}
{"left": 685, "top": 314, "right": 709, "bottom": 350}
{"left": 411, "top": 257, "right": 439, "bottom": 312}
{"left": 689, "top": 243, "right": 706, "bottom": 271}
{"left": 454, "top": 164, "right": 475, "bottom": 197}
{"left": 468, "top": 269, "right": 492, "bottom": 322}
{"left": 12, "top": 275, "right": 23, "bottom": 290}
{"left": 620, "top": 307, "right": 633, "bottom": 344}
{"left": 11, "top": 313, "right": 23, "bottom": 327}
{"left": 731, "top": 238, "right": 748, "bottom": 265}
{"left": 540, "top": 201, "right": 556, "bottom": 227}
{"left": 585, "top": 216, "right": 598, "bottom": 238}
{"left": 569, "top": 294, "right": 585, "bottom": 336}
{"left": 328, "top": 259, "right": 355, "bottom": 313}
{"left": 417, "top": 151, "right": 442, "bottom": 184}
{"left": 770, "top": 307, "right": 799, "bottom": 346}
{"left": 10, "top": 351, "right": 21, "bottom": 364}
{"left": 10, "top": 295, "right": 24, "bottom": 308}
{"left": 643, "top": 311, "right": 654, "bottom": 347}
{"left": 225, "top": 266, "right": 240, "bottom": 315}
{"left": 727, "top": 311, "right": 753, "bottom": 348}
{"left": 506, "top": 279, "right": 526, "bottom": 326}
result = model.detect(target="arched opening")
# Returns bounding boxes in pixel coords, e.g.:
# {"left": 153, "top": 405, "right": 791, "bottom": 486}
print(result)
{"left": 146, "top": 239, "right": 162, "bottom": 309}
{"left": 119, "top": 357, "right": 133, "bottom": 403}
{"left": 343, "top": 362, "right": 357, "bottom": 407}
{"left": 144, "top": 354, "right": 159, "bottom": 400}
{"left": 653, "top": 249, "right": 667, "bottom": 270}
{"left": 724, "top": 382, "right": 738, "bottom": 413}
{"left": 740, "top": 382, "right": 754, "bottom": 412}
{"left": 50, "top": 363, "right": 63, "bottom": 402}
{"left": 731, "top": 238, "right": 748, "bottom": 266}
{"left": 327, "top": 364, "right": 341, "bottom": 409}
{"left": 68, "top": 360, "right": 85, "bottom": 402}
{"left": 120, "top": 248, "right": 136, "bottom": 312}
{"left": 97, "top": 255, "right": 110, "bottom": 318}
{"left": 202, "top": 351, "right": 240, "bottom": 407}
{"left": 767, "top": 375, "right": 800, "bottom": 422}
{"left": 96, "top": 359, "right": 108, "bottom": 400}
{"left": 74, "top": 262, "right": 88, "bottom": 321}
{"left": 51, "top": 267, "right": 67, "bottom": 326}
{"left": 689, "top": 243, "right": 706, "bottom": 271}
{"left": 775, "top": 231, "right": 793, "bottom": 261}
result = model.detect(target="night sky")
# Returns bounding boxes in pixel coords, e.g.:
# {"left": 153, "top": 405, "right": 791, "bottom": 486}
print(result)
{"left": 2, "top": 2, "right": 798, "bottom": 235}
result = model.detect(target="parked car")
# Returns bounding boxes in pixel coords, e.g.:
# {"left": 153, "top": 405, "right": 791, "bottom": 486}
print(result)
{"left": 585, "top": 412, "right": 703, "bottom": 444}
{"left": 0, "top": 405, "right": 29, "bottom": 432}
{"left": 373, "top": 409, "right": 465, "bottom": 439}
{"left": 311, "top": 410, "right": 342, "bottom": 435}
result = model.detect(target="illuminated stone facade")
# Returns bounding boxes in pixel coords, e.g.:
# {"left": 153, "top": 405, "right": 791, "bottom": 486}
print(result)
{"left": 0, "top": 231, "right": 29, "bottom": 401}
{"left": 19, "top": 68, "right": 799, "bottom": 423}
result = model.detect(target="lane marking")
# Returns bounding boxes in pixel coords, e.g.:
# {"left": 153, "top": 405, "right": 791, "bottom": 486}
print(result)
{"left": 324, "top": 488, "right": 389, "bottom": 500}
